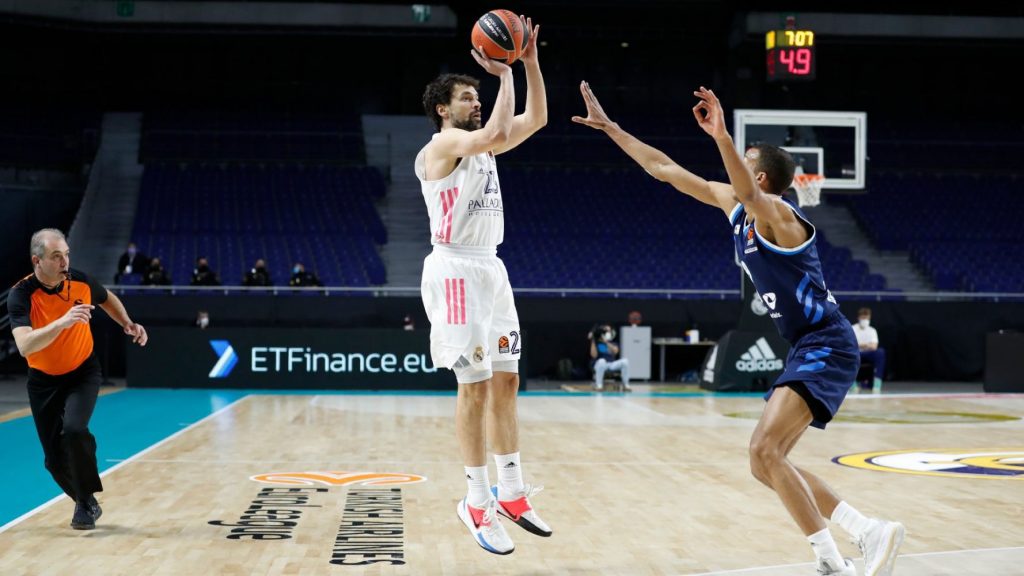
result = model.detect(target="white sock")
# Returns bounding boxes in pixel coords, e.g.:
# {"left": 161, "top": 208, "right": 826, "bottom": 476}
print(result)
{"left": 808, "top": 527, "right": 844, "bottom": 569}
{"left": 831, "top": 500, "right": 874, "bottom": 539}
{"left": 464, "top": 465, "right": 491, "bottom": 508}
{"left": 494, "top": 452, "right": 524, "bottom": 500}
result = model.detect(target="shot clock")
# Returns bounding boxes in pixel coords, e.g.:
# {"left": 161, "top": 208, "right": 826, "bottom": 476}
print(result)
{"left": 766, "top": 29, "right": 816, "bottom": 81}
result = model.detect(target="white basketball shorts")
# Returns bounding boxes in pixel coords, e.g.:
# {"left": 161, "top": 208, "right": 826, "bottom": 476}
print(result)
{"left": 420, "top": 245, "right": 522, "bottom": 377}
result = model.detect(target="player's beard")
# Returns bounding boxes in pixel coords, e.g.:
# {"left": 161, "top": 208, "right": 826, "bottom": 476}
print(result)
{"left": 453, "top": 114, "right": 481, "bottom": 131}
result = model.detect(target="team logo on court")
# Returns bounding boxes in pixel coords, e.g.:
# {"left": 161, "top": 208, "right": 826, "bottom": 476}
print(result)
{"left": 250, "top": 471, "right": 427, "bottom": 487}
{"left": 209, "top": 340, "right": 239, "bottom": 378}
{"left": 834, "top": 448, "right": 1024, "bottom": 480}
{"left": 498, "top": 335, "right": 510, "bottom": 354}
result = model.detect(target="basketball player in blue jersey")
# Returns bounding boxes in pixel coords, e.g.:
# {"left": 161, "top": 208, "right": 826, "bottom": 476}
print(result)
{"left": 574, "top": 82, "right": 904, "bottom": 576}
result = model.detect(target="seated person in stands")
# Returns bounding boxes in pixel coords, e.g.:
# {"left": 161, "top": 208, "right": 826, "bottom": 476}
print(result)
{"left": 143, "top": 257, "right": 172, "bottom": 285}
{"left": 115, "top": 241, "right": 149, "bottom": 282}
{"left": 852, "top": 307, "right": 886, "bottom": 392}
{"left": 289, "top": 262, "right": 322, "bottom": 287}
{"left": 589, "top": 324, "right": 631, "bottom": 391}
{"left": 191, "top": 256, "right": 221, "bottom": 286}
{"left": 243, "top": 258, "right": 272, "bottom": 287}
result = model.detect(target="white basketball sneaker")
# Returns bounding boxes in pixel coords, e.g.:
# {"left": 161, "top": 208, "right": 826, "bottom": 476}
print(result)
{"left": 817, "top": 557, "right": 857, "bottom": 575}
{"left": 491, "top": 484, "right": 552, "bottom": 537}
{"left": 456, "top": 498, "right": 514, "bottom": 555}
{"left": 857, "top": 519, "right": 905, "bottom": 576}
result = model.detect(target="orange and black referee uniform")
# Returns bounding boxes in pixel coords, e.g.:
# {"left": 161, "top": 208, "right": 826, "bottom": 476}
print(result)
{"left": 7, "top": 268, "right": 107, "bottom": 502}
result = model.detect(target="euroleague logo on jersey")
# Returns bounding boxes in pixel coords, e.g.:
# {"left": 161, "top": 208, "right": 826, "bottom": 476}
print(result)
{"left": 834, "top": 448, "right": 1024, "bottom": 480}
{"left": 498, "top": 335, "right": 510, "bottom": 354}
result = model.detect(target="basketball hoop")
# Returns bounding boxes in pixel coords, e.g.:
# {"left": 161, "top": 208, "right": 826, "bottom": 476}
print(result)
{"left": 793, "top": 173, "right": 824, "bottom": 208}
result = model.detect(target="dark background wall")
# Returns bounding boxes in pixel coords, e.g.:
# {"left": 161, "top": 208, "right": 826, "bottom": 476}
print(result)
{"left": 1, "top": 2, "right": 1022, "bottom": 384}
{"left": 6, "top": 294, "right": 1014, "bottom": 384}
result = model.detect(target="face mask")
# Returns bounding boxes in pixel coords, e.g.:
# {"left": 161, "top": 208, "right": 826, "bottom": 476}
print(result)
{"left": 198, "top": 317, "right": 209, "bottom": 328}
{"left": 859, "top": 319, "right": 870, "bottom": 328}
{"left": 603, "top": 331, "right": 613, "bottom": 341}
{"left": 293, "top": 266, "right": 301, "bottom": 274}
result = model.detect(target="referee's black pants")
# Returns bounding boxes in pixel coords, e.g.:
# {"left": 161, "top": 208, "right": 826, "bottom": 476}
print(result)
{"left": 27, "top": 355, "right": 104, "bottom": 503}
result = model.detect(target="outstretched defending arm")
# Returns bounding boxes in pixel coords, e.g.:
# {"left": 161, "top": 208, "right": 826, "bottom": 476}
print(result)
{"left": 692, "top": 86, "right": 807, "bottom": 246}
{"left": 573, "top": 81, "right": 735, "bottom": 217}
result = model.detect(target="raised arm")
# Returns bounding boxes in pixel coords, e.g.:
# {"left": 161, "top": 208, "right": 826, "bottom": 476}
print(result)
{"left": 494, "top": 17, "right": 546, "bottom": 155}
{"left": 692, "top": 87, "right": 806, "bottom": 245}
{"left": 427, "top": 50, "right": 515, "bottom": 162}
{"left": 572, "top": 81, "right": 735, "bottom": 216}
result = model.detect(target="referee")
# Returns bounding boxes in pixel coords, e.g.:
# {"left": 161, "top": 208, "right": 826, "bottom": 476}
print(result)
{"left": 6, "top": 229, "right": 148, "bottom": 530}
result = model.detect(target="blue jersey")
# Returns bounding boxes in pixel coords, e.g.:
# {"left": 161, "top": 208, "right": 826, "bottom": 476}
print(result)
{"left": 729, "top": 198, "right": 840, "bottom": 343}
{"left": 595, "top": 342, "right": 615, "bottom": 362}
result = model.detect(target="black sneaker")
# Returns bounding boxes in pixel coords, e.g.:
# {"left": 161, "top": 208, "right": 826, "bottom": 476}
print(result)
{"left": 71, "top": 501, "right": 95, "bottom": 530}
{"left": 87, "top": 495, "right": 102, "bottom": 521}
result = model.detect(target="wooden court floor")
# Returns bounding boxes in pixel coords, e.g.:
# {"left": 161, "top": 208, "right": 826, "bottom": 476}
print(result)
{"left": 1, "top": 390, "right": 1022, "bottom": 575}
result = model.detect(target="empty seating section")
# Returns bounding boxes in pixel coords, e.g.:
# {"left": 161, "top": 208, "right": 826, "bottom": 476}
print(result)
{"left": 132, "top": 163, "right": 386, "bottom": 286}
{"left": 497, "top": 167, "right": 879, "bottom": 293}
{"left": 845, "top": 173, "right": 1023, "bottom": 292}
{"left": 141, "top": 110, "right": 364, "bottom": 163}
{"left": 0, "top": 110, "right": 100, "bottom": 169}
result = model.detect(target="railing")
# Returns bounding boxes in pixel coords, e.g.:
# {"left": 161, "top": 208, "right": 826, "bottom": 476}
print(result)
{"left": 103, "top": 285, "right": 1024, "bottom": 302}
{"left": 104, "top": 285, "right": 740, "bottom": 299}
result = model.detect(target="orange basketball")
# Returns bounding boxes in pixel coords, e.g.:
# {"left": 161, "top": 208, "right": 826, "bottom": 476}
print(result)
{"left": 471, "top": 9, "right": 529, "bottom": 65}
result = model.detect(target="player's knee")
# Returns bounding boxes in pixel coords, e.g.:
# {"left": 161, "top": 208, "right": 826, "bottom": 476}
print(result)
{"left": 749, "top": 436, "right": 783, "bottom": 471}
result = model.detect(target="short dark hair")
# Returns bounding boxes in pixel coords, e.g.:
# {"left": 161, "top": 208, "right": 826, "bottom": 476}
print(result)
{"left": 858, "top": 307, "right": 872, "bottom": 317}
{"left": 750, "top": 144, "right": 796, "bottom": 196}
{"left": 422, "top": 73, "right": 480, "bottom": 131}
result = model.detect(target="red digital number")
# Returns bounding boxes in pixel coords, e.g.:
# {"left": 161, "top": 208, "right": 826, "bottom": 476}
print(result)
{"left": 794, "top": 48, "right": 812, "bottom": 74}
{"left": 779, "top": 49, "right": 794, "bottom": 72}
{"left": 778, "top": 48, "right": 813, "bottom": 75}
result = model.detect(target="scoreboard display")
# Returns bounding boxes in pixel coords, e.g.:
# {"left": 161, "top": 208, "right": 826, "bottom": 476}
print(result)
{"left": 766, "top": 29, "right": 815, "bottom": 81}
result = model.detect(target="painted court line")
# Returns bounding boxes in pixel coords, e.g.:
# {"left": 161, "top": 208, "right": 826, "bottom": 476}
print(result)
{"left": 0, "top": 394, "right": 251, "bottom": 534}
{"left": 683, "top": 546, "right": 1024, "bottom": 575}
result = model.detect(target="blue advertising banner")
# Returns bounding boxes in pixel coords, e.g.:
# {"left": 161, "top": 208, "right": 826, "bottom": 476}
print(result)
{"left": 127, "top": 328, "right": 462, "bottom": 389}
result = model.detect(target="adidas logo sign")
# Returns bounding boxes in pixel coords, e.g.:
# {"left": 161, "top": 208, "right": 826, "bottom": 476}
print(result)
{"left": 735, "top": 338, "right": 784, "bottom": 372}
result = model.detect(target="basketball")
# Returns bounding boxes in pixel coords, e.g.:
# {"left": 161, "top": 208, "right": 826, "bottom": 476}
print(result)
{"left": 471, "top": 9, "right": 529, "bottom": 64}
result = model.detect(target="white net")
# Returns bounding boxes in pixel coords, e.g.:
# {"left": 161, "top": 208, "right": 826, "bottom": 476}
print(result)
{"left": 793, "top": 174, "right": 824, "bottom": 207}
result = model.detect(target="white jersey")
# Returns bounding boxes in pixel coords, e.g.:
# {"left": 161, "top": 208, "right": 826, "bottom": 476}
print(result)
{"left": 415, "top": 135, "right": 504, "bottom": 248}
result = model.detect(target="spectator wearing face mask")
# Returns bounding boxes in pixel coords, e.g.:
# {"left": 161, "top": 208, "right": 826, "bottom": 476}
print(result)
{"left": 288, "top": 262, "right": 322, "bottom": 287}
{"left": 115, "top": 242, "right": 149, "bottom": 283}
{"left": 191, "top": 256, "right": 221, "bottom": 286}
{"left": 243, "top": 258, "right": 272, "bottom": 287}
{"left": 195, "top": 310, "right": 210, "bottom": 329}
{"left": 589, "top": 323, "right": 631, "bottom": 391}
{"left": 852, "top": 307, "right": 886, "bottom": 392}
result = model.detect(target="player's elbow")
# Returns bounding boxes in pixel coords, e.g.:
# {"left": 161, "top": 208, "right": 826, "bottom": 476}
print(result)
{"left": 485, "top": 125, "right": 512, "bottom": 146}
{"left": 648, "top": 161, "right": 674, "bottom": 183}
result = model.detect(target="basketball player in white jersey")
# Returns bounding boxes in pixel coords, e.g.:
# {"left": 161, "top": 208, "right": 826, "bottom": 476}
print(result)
{"left": 415, "top": 16, "right": 549, "bottom": 555}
